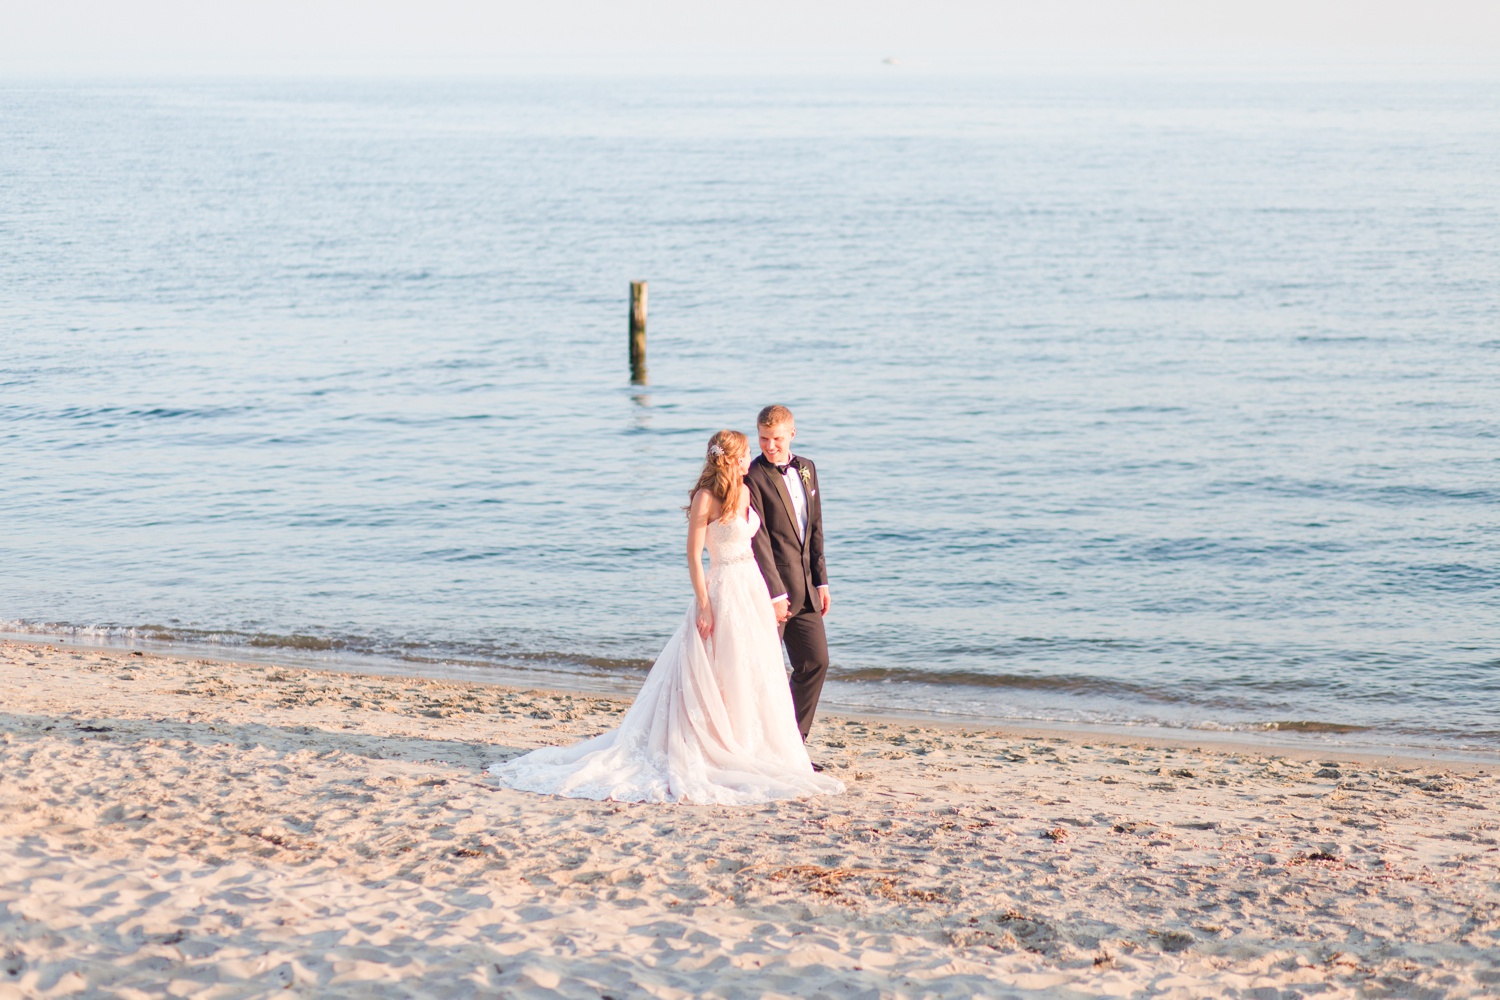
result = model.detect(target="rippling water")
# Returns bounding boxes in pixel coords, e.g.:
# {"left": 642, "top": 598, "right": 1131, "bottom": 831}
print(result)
{"left": 3, "top": 73, "right": 1497, "bottom": 751}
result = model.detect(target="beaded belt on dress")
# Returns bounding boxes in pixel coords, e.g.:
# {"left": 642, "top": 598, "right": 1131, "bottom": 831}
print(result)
{"left": 714, "top": 550, "right": 756, "bottom": 566}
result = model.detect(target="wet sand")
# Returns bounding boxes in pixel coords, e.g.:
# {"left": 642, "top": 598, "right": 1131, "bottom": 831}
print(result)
{"left": 3, "top": 637, "right": 1498, "bottom": 998}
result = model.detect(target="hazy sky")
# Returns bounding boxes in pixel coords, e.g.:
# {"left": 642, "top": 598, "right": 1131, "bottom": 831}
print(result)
{"left": 7, "top": 0, "right": 1500, "bottom": 74}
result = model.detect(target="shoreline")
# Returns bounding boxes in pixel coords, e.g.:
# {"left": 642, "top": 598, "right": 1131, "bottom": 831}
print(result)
{"left": 4, "top": 636, "right": 1500, "bottom": 997}
{"left": 7, "top": 630, "right": 1497, "bottom": 767}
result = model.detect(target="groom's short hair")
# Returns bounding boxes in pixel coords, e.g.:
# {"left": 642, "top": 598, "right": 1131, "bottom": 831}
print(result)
{"left": 757, "top": 404, "right": 794, "bottom": 428}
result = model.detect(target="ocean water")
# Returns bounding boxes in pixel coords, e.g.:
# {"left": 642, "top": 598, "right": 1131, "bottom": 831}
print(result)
{"left": 2, "top": 72, "right": 1497, "bottom": 752}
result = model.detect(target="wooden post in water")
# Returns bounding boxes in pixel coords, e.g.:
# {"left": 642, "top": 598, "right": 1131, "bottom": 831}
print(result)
{"left": 629, "top": 280, "right": 648, "bottom": 384}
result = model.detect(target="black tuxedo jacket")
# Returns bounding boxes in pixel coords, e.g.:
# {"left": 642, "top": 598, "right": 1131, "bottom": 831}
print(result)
{"left": 745, "top": 454, "right": 827, "bottom": 611}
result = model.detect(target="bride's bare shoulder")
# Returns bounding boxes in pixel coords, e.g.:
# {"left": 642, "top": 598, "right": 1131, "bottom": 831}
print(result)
{"left": 689, "top": 488, "right": 723, "bottom": 521}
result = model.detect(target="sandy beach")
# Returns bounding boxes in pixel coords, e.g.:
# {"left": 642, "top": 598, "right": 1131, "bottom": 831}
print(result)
{"left": 2, "top": 637, "right": 1498, "bottom": 998}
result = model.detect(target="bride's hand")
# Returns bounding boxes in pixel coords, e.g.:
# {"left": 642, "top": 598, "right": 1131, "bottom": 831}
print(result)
{"left": 696, "top": 602, "right": 714, "bottom": 640}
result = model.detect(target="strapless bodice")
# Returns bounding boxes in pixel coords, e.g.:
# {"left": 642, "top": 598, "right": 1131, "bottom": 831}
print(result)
{"left": 707, "top": 507, "right": 759, "bottom": 568}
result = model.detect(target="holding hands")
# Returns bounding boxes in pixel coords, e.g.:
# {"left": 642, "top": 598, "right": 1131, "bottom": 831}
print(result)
{"left": 771, "top": 589, "right": 829, "bottom": 626}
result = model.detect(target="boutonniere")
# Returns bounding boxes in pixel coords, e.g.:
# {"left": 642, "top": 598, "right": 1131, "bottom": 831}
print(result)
{"left": 799, "top": 467, "right": 814, "bottom": 493}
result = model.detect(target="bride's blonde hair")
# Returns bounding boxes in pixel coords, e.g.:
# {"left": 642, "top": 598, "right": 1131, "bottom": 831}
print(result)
{"left": 689, "top": 430, "right": 749, "bottom": 524}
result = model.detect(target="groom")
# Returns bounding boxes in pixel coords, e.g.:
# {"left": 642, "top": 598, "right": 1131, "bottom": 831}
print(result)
{"left": 745, "top": 404, "right": 831, "bottom": 748}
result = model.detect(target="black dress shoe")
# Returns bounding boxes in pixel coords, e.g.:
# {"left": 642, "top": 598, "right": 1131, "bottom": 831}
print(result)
{"left": 810, "top": 761, "right": 826, "bottom": 773}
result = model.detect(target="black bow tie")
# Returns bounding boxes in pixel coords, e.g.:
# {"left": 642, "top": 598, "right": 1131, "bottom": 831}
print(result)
{"left": 774, "top": 461, "right": 794, "bottom": 475}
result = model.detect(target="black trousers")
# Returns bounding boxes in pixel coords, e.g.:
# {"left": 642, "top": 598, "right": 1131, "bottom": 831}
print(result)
{"left": 778, "top": 591, "right": 829, "bottom": 741}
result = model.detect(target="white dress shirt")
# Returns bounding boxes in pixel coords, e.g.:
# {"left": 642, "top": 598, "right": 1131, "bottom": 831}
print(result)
{"left": 782, "top": 461, "right": 808, "bottom": 540}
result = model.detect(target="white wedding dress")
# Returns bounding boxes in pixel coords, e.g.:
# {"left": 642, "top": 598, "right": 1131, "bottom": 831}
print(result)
{"left": 489, "top": 508, "right": 844, "bottom": 804}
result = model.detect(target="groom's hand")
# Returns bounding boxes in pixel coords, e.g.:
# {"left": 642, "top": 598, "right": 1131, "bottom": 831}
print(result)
{"left": 818, "top": 586, "right": 830, "bottom": 617}
{"left": 772, "top": 598, "right": 790, "bottom": 623}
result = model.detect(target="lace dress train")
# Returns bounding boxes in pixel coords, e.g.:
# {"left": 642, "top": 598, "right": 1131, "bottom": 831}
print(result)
{"left": 488, "top": 509, "right": 843, "bottom": 804}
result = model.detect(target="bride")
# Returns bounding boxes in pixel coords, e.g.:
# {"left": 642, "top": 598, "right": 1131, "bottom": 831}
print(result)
{"left": 489, "top": 430, "right": 843, "bottom": 804}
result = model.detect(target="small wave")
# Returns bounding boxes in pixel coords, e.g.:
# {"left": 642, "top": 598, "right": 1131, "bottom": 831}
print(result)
{"left": 6, "top": 404, "right": 256, "bottom": 425}
{"left": 1294, "top": 335, "right": 1383, "bottom": 344}
{"left": 497, "top": 649, "right": 655, "bottom": 672}
{"left": 1, "top": 620, "right": 350, "bottom": 652}
{"left": 1262, "top": 720, "right": 1371, "bottom": 734}
{"left": 1102, "top": 405, "right": 1191, "bottom": 415}
{"left": 1232, "top": 476, "right": 1500, "bottom": 506}
{"left": 300, "top": 269, "right": 436, "bottom": 283}
{"left": 830, "top": 665, "right": 1192, "bottom": 704}
{"left": 0, "top": 620, "right": 654, "bottom": 675}
{"left": 1377, "top": 562, "right": 1499, "bottom": 594}
{"left": 247, "top": 632, "right": 344, "bottom": 651}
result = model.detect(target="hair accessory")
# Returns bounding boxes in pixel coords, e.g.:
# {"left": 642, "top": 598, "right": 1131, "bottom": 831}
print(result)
{"left": 709, "top": 444, "right": 725, "bottom": 456}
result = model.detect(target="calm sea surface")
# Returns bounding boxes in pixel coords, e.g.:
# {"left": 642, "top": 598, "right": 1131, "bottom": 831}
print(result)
{"left": 3, "top": 72, "right": 1497, "bottom": 752}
